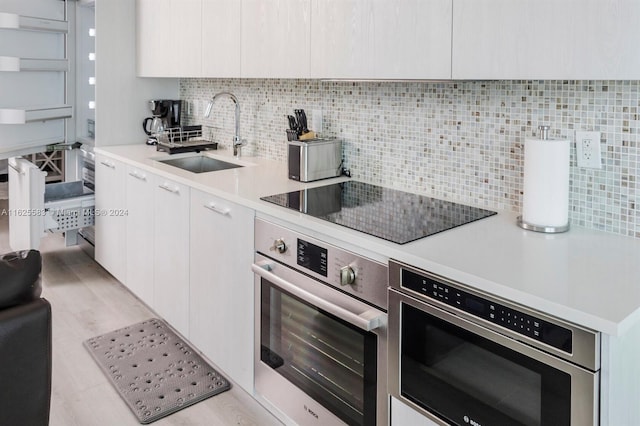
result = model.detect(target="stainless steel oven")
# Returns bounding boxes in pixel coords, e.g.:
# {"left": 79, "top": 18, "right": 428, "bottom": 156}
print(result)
{"left": 389, "top": 260, "right": 601, "bottom": 426}
{"left": 252, "top": 218, "right": 388, "bottom": 425}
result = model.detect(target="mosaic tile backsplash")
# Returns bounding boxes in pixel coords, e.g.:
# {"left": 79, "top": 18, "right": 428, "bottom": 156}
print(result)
{"left": 180, "top": 79, "right": 639, "bottom": 238}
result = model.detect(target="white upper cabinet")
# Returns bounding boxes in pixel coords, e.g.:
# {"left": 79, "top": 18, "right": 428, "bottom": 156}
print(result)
{"left": 374, "top": 0, "right": 451, "bottom": 79}
{"left": 311, "top": 0, "right": 452, "bottom": 79}
{"left": 310, "top": 0, "right": 375, "bottom": 79}
{"left": 202, "top": 0, "right": 241, "bottom": 77}
{"left": 241, "top": 0, "right": 310, "bottom": 78}
{"left": 452, "top": 0, "right": 640, "bottom": 80}
{"left": 137, "top": 0, "right": 171, "bottom": 77}
{"left": 135, "top": 0, "right": 640, "bottom": 80}
{"left": 137, "top": 0, "right": 241, "bottom": 78}
{"left": 136, "top": 0, "right": 202, "bottom": 77}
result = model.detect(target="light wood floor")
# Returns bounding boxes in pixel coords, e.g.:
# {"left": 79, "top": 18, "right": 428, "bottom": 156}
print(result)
{"left": 0, "top": 199, "right": 282, "bottom": 426}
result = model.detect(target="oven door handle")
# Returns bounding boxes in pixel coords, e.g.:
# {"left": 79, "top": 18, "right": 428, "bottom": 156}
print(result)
{"left": 252, "top": 261, "right": 386, "bottom": 332}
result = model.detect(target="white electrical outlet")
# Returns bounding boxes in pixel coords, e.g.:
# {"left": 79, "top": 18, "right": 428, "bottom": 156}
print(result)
{"left": 575, "top": 131, "right": 602, "bottom": 169}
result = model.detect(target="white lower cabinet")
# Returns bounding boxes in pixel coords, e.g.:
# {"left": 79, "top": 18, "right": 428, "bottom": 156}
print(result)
{"left": 189, "top": 188, "right": 255, "bottom": 393}
{"left": 100, "top": 154, "right": 255, "bottom": 391}
{"left": 153, "top": 177, "right": 190, "bottom": 338}
{"left": 95, "top": 155, "right": 127, "bottom": 283}
{"left": 124, "top": 165, "right": 155, "bottom": 305}
{"left": 121, "top": 166, "right": 190, "bottom": 339}
{"left": 391, "top": 397, "right": 439, "bottom": 426}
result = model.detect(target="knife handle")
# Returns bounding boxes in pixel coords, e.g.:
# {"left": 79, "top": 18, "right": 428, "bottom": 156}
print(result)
{"left": 294, "top": 110, "right": 303, "bottom": 135}
{"left": 299, "top": 109, "right": 308, "bottom": 132}
{"left": 287, "top": 115, "right": 297, "bottom": 130}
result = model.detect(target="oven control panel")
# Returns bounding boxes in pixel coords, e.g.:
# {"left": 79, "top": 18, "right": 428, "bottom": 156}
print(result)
{"left": 255, "top": 218, "right": 388, "bottom": 310}
{"left": 401, "top": 268, "right": 573, "bottom": 354}
{"left": 297, "top": 239, "right": 328, "bottom": 276}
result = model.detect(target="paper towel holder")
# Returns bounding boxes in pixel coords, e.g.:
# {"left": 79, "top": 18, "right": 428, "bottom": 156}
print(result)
{"left": 517, "top": 125, "right": 570, "bottom": 233}
{"left": 538, "top": 125, "right": 551, "bottom": 140}
{"left": 517, "top": 216, "right": 570, "bottom": 233}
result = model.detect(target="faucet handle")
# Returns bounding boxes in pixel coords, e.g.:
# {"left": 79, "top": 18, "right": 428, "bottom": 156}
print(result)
{"left": 233, "top": 138, "right": 248, "bottom": 158}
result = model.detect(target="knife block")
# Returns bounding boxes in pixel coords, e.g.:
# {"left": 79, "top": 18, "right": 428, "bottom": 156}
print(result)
{"left": 286, "top": 129, "right": 298, "bottom": 141}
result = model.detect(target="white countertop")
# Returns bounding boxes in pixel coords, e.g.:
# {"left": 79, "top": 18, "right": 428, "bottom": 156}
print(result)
{"left": 96, "top": 144, "right": 640, "bottom": 336}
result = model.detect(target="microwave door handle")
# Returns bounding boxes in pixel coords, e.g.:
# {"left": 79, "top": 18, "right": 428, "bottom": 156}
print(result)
{"left": 252, "top": 261, "right": 385, "bottom": 332}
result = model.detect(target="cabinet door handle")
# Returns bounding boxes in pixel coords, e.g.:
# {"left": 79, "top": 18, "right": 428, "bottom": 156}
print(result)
{"left": 100, "top": 160, "right": 115, "bottom": 169}
{"left": 8, "top": 163, "right": 24, "bottom": 175}
{"left": 128, "top": 171, "right": 146, "bottom": 181}
{"left": 204, "top": 203, "right": 230, "bottom": 216}
{"left": 158, "top": 183, "right": 179, "bottom": 194}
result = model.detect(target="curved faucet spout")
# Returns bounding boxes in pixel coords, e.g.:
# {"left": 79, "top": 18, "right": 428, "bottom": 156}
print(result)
{"left": 204, "top": 91, "right": 245, "bottom": 157}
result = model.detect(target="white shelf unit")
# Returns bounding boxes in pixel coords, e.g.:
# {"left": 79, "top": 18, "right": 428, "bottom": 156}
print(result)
{"left": 0, "top": 2, "right": 72, "bottom": 158}
{"left": 0, "top": 56, "right": 68, "bottom": 72}
{"left": 0, "top": 105, "right": 72, "bottom": 124}
{"left": 0, "top": 12, "right": 68, "bottom": 33}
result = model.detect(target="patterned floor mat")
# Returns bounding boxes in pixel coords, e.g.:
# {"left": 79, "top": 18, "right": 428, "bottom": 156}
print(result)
{"left": 84, "top": 318, "right": 230, "bottom": 424}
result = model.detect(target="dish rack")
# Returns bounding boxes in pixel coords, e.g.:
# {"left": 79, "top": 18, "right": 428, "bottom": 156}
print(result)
{"left": 156, "top": 126, "right": 218, "bottom": 154}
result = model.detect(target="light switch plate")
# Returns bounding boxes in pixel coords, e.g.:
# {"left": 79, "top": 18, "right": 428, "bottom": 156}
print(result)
{"left": 575, "top": 131, "right": 602, "bottom": 169}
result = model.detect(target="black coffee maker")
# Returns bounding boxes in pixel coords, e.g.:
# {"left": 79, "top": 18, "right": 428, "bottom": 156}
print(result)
{"left": 143, "top": 100, "right": 181, "bottom": 143}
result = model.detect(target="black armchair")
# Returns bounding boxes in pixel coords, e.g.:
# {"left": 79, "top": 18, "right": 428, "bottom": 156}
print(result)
{"left": 0, "top": 250, "right": 52, "bottom": 426}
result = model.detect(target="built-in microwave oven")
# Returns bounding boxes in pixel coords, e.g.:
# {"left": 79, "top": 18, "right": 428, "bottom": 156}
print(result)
{"left": 388, "top": 260, "right": 601, "bottom": 426}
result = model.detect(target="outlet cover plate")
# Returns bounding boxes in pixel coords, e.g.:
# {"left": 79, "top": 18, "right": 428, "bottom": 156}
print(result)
{"left": 576, "top": 131, "right": 602, "bottom": 169}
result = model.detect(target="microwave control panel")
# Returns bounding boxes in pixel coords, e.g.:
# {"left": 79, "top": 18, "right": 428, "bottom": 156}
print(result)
{"left": 401, "top": 268, "right": 573, "bottom": 354}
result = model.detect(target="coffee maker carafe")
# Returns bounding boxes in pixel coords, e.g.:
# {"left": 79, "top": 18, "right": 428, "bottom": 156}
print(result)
{"left": 143, "top": 100, "right": 182, "bottom": 144}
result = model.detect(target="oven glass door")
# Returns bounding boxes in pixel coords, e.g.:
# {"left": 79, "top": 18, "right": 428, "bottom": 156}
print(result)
{"left": 401, "top": 302, "right": 571, "bottom": 426}
{"left": 260, "top": 278, "right": 378, "bottom": 426}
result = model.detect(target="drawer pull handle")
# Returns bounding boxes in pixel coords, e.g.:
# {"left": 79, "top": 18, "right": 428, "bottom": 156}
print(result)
{"left": 128, "top": 171, "right": 146, "bottom": 181}
{"left": 100, "top": 160, "right": 115, "bottom": 169}
{"left": 204, "top": 203, "right": 230, "bottom": 216}
{"left": 158, "top": 183, "right": 179, "bottom": 193}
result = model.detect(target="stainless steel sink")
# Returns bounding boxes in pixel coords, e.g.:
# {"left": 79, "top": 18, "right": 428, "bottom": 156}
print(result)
{"left": 157, "top": 155, "right": 243, "bottom": 173}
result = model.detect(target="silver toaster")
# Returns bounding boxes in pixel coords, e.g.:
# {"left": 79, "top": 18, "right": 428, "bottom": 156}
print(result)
{"left": 288, "top": 138, "right": 342, "bottom": 182}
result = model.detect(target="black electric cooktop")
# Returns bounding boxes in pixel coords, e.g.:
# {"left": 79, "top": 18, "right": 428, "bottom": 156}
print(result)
{"left": 260, "top": 181, "right": 497, "bottom": 244}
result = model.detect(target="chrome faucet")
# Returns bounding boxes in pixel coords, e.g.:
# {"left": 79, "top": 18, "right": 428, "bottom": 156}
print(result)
{"left": 204, "top": 91, "right": 246, "bottom": 158}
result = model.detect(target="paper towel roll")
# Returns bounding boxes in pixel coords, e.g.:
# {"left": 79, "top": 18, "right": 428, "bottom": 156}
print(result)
{"left": 522, "top": 137, "right": 570, "bottom": 228}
